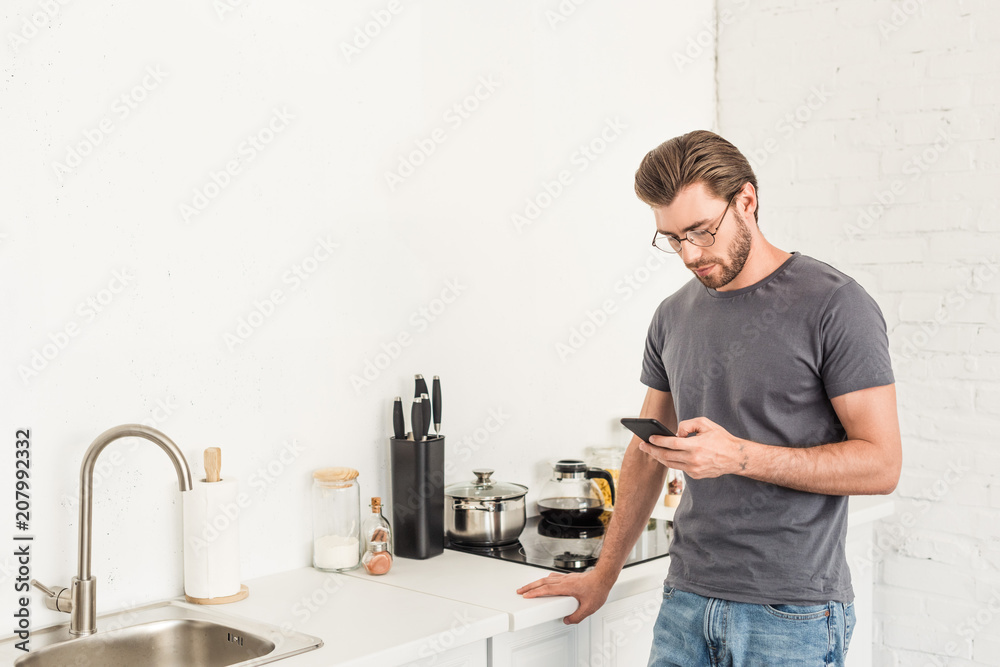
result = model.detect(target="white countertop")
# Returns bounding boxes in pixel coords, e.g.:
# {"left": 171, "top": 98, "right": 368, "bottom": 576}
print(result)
{"left": 2, "top": 496, "right": 893, "bottom": 667}
{"left": 220, "top": 495, "right": 892, "bottom": 666}
{"left": 219, "top": 566, "right": 508, "bottom": 667}
{"left": 211, "top": 547, "right": 667, "bottom": 667}
{"left": 340, "top": 548, "right": 669, "bottom": 631}
{"left": 844, "top": 494, "right": 896, "bottom": 525}
{"left": 332, "top": 494, "right": 892, "bottom": 635}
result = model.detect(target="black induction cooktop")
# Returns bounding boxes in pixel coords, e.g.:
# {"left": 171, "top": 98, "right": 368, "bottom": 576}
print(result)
{"left": 445, "top": 514, "right": 672, "bottom": 573}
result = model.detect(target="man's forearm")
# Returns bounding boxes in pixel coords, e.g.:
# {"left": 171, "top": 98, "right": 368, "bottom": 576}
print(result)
{"left": 739, "top": 437, "right": 900, "bottom": 495}
{"left": 592, "top": 439, "right": 667, "bottom": 584}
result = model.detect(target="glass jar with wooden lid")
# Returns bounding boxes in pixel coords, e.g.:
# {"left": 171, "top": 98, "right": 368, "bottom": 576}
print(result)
{"left": 312, "top": 467, "right": 361, "bottom": 571}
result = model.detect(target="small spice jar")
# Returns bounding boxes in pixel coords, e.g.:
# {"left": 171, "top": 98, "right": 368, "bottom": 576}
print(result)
{"left": 362, "top": 541, "right": 393, "bottom": 575}
{"left": 362, "top": 497, "right": 393, "bottom": 555}
{"left": 312, "top": 467, "right": 361, "bottom": 572}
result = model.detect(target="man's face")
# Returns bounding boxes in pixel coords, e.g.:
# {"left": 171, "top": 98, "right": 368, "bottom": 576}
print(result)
{"left": 652, "top": 182, "right": 753, "bottom": 289}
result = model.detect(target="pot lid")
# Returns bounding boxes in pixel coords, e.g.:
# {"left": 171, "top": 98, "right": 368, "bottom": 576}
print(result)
{"left": 445, "top": 469, "right": 528, "bottom": 501}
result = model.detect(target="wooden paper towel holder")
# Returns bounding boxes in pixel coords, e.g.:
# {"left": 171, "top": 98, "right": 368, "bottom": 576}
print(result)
{"left": 185, "top": 584, "right": 249, "bottom": 605}
{"left": 186, "top": 447, "right": 249, "bottom": 605}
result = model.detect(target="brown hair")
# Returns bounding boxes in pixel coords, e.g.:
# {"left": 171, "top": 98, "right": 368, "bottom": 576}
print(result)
{"left": 634, "top": 130, "right": 759, "bottom": 222}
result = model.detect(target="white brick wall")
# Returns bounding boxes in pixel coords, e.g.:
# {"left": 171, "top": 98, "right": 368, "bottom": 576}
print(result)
{"left": 717, "top": 0, "right": 1000, "bottom": 664}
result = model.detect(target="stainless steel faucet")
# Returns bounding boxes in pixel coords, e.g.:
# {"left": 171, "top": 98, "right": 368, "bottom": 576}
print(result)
{"left": 32, "top": 424, "right": 193, "bottom": 635}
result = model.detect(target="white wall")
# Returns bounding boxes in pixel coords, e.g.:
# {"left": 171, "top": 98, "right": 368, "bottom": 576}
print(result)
{"left": 717, "top": 0, "right": 1000, "bottom": 664}
{"left": 0, "top": 1, "right": 715, "bottom": 627}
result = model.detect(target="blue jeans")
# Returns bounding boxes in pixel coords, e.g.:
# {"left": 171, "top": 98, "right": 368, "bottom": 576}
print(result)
{"left": 647, "top": 586, "right": 855, "bottom": 667}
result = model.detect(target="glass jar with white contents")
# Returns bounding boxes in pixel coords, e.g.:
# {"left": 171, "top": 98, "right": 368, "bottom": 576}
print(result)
{"left": 312, "top": 467, "right": 361, "bottom": 572}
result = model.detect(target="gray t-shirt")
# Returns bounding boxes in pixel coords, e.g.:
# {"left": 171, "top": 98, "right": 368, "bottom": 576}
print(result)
{"left": 640, "top": 251, "right": 894, "bottom": 605}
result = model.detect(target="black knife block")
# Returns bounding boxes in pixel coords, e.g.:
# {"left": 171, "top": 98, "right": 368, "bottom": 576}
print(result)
{"left": 389, "top": 436, "right": 444, "bottom": 559}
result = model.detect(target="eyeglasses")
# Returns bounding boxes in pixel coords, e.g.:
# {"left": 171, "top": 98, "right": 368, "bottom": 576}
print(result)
{"left": 652, "top": 192, "right": 737, "bottom": 254}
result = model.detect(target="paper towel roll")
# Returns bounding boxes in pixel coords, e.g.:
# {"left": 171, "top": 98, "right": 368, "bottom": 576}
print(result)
{"left": 183, "top": 478, "right": 242, "bottom": 600}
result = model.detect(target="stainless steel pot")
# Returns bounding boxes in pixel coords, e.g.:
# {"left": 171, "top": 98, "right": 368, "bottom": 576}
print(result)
{"left": 445, "top": 469, "right": 528, "bottom": 546}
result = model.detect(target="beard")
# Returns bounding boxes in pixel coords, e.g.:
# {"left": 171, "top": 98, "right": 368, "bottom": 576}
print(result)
{"left": 689, "top": 211, "right": 753, "bottom": 289}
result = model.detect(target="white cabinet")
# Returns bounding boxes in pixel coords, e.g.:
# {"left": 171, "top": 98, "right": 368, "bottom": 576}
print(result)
{"left": 846, "top": 522, "right": 874, "bottom": 667}
{"left": 489, "top": 618, "right": 584, "bottom": 667}
{"left": 488, "top": 587, "right": 662, "bottom": 667}
{"left": 400, "top": 639, "right": 487, "bottom": 667}
{"left": 586, "top": 587, "right": 662, "bottom": 666}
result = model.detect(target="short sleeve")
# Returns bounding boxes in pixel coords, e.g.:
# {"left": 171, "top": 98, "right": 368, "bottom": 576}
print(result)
{"left": 819, "top": 280, "right": 894, "bottom": 398}
{"left": 640, "top": 303, "right": 671, "bottom": 392}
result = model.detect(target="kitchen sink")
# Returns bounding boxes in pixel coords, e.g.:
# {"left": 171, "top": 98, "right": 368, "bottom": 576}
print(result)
{"left": 0, "top": 600, "right": 323, "bottom": 667}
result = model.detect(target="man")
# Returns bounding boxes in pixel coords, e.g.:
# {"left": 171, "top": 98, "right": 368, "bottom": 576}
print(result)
{"left": 517, "top": 130, "right": 901, "bottom": 666}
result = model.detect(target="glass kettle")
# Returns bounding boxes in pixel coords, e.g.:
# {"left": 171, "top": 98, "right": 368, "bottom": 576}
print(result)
{"left": 537, "top": 459, "right": 616, "bottom": 526}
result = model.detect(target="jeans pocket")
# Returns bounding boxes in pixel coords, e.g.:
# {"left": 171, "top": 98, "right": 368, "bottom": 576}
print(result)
{"left": 763, "top": 603, "right": 831, "bottom": 620}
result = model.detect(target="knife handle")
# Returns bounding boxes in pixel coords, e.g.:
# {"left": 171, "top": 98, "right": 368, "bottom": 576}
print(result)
{"left": 415, "top": 374, "right": 428, "bottom": 400}
{"left": 432, "top": 376, "right": 442, "bottom": 434}
{"left": 392, "top": 397, "right": 405, "bottom": 440}
{"left": 412, "top": 398, "right": 424, "bottom": 442}
{"left": 421, "top": 393, "right": 431, "bottom": 439}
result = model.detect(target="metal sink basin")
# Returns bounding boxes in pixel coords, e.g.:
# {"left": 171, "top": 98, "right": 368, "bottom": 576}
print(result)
{"left": 0, "top": 600, "right": 323, "bottom": 667}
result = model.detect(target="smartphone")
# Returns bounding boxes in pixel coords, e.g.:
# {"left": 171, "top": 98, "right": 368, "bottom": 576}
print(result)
{"left": 620, "top": 417, "right": 677, "bottom": 443}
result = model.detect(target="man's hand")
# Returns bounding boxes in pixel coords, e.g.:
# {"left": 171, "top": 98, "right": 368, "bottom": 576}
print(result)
{"left": 516, "top": 570, "right": 614, "bottom": 625}
{"left": 639, "top": 416, "right": 746, "bottom": 479}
